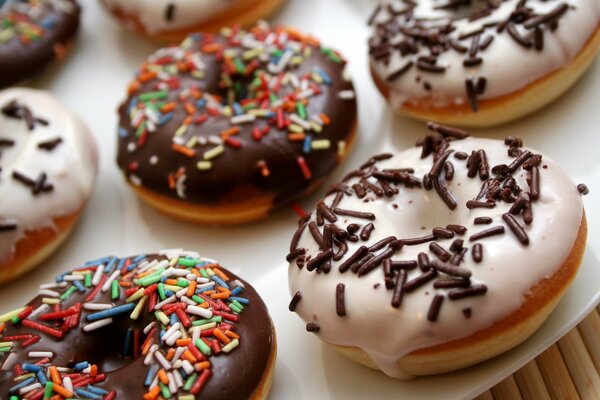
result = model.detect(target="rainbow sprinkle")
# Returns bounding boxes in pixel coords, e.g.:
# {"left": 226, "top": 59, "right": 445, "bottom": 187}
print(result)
{"left": 0, "top": 250, "right": 250, "bottom": 398}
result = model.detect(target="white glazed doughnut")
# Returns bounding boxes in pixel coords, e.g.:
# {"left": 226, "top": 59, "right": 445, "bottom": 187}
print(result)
{"left": 288, "top": 123, "right": 588, "bottom": 378}
{"left": 0, "top": 88, "right": 98, "bottom": 283}
{"left": 368, "top": 0, "right": 600, "bottom": 126}
{"left": 100, "top": 0, "right": 286, "bottom": 41}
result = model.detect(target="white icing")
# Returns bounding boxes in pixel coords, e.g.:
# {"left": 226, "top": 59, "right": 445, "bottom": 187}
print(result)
{"left": 102, "top": 0, "right": 243, "bottom": 34}
{"left": 371, "top": 0, "right": 600, "bottom": 107}
{"left": 288, "top": 137, "right": 584, "bottom": 378}
{"left": 0, "top": 88, "right": 98, "bottom": 263}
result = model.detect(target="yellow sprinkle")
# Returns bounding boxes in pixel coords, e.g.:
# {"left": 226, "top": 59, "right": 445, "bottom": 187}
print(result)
{"left": 288, "top": 124, "right": 304, "bottom": 133}
{"left": 196, "top": 161, "right": 212, "bottom": 171}
{"left": 337, "top": 141, "right": 347, "bottom": 157}
{"left": 0, "top": 342, "right": 14, "bottom": 348}
{"left": 0, "top": 308, "right": 25, "bottom": 323}
{"left": 198, "top": 322, "right": 217, "bottom": 331}
{"left": 186, "top": 136, "right": 198, "bottom": 148}
{"left": 203, "top": 145, "right": 224, "bottom": 161}
{"left": 155, "top": 311, "right": 170, "bottom": 325}
{"left": 163, "top": 285, "right": 181, "bottom": 293}
{"left": 126, "top": 288, "right": 144, "bottom": 303}
{"left": 130, "top": 296, "right": 148, "bottom": 320}
{"left": 310, "top": 121, "right": 323, "bottom": 133}
{"left": 169, "top": 257, "right": 179, "bottom": 267}
{"left": 312, "top": 139, "right": 331, "bottom": 150}
{"left": 42, "top": 298, "right": 60, "bottom": 305}
{"left": 175, "top": 124, "right": 188, "bottom": 137}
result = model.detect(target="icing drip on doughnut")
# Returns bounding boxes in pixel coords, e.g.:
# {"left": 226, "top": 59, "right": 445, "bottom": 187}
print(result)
{"left": 0, "top": 88, "right": 97, "bottom": 264}
{"left": 288, "top": 125, "right": 585, "bottom": 378}
{"left": 117, "top": 23, "right": 356, "bottom": 207}
{"left": 369, "top": 0, "right": 600, "bottom": 111}
{"left": 0, "top": 250, "right": 273, "bottom": 398}
{"left": 101, "top": 0, "right": 242, "bottom": 35}
{"left": 0, "top": 0, "right": 80, "bottom": 89}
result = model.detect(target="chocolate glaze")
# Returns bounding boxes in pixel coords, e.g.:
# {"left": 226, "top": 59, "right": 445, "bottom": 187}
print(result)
{"left": 116, "top": 27, "right": 356, "bottom": 209}
{"left": 0, "top": 253, "right": 274, "bottom": 399}
{"left": 0, "top": 0, "right": 80, "bottom": 89}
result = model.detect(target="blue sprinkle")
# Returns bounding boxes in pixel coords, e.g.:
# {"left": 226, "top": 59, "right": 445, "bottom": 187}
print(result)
{"left": 40, "top": 15, "right": 58, "bottom": 29}
{"left": 196, "top": 99, "right": 206, "bottom": 109}
{"left": 117, "top": 258, "right": 127, "bottom": 272}
{"left": 159, "top": 329, "right": 166, "bottom": 340}
{"left": 123, "top": 328, "right": 133, "bottom": 357}
{"left": 133, "top": 254, "right": 146, "bottom": 262}
{"left": 195, "top": 283, "right": 215, "bottom": 294}
{"left": 73, "top": 280, "right": 86, "bottom": 293}
{"left": 303, "top": 135, "right": 313, "bottom": 154}
{"left": 127, "top": 262, "right": 138, "bottom": 272}
{"left": 210, "top": 275, "right": 230, "bottom": 290}
{"left": 170, "top": 313, "right": 179, "bottom": 325}
{"left": 145, "top": 364, "right": 158, "bottom": 386}
{"left": 104, "top": 257, "right": 118, "bottom": 273}
{"left": 159, "top": 112, "right": 173, "bottom": 126}
{"left": 314, "top": 67, "right": 332, "bottom": 85}
{"left": 9, "top": 376, "right": 35, "bottom": 393}
{"left": 85, "top": 257, "right": 111, "bottom": 267}
{"left": 75, "top": 388, "right": 103, "bottom": 399}
{"left": 128, "top": 98, "right": 138, "bottom": 113}
{"left": 87, "top": 385, "right": 109, "bottom": 395}
{"left": 36, "top": 370, "right": 47, "bottom": 385}
{"left": 230, "top": 286, "right": 243, "bottom": 296}
{"left": 118, "top": 127, "right": 129, "bottom": 138}
{"left": 230, "top": 296, "right": 250, "bottom": 305}
{"left": 55, "top": 273, "right": 67, "bottom": 283}
{"left": 22, "top": 363, "right": 41, "bottom": 373}
{"left": 86, "top": 303, "right": 136, "bottom": 321}
{"left": 165, "top": 290, "right": 174, "bottom": 297}
{"left": 233, "top": 102, "right": 242, "bottom": 116}
{"left": 74, "top": 361, "right": 89, "bottom": 371}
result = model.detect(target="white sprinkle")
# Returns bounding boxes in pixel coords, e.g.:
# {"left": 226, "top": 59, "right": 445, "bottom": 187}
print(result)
{"left": 39, "top": 282, "right": 68, "bottom": 290}
{"left": 143, "top": 321, "right": 156, "bottom": 335}
{"left": 149, "top": 155, "right": 159, "bottom": 165}
{"left": 290, "top": 114, "right": 311, "bottom": 130}
{"left": 168, "top": 372, "right": 178, "bottom": 393}
{"left": 154, "top": 351, "right": 172, "bottom": 371}
{"left": 129, "top": 174, "right": 142, "bottom": 186}
{"left": 207, "top": 135, "right": 223, "bottom": 146}
{"left": 173, "top": 370, "right": 184, "bottom": 389}
{"left": 161, "top": 268, "right": 188, "bottom": 278}
{"left": 172, "top": 347, "right": 186, "bottom": 364}
{"left": 338, "top": 90, "right": 355, "bottom": 100}
{"left": 28, "top": 351, "right": 53, "bottom": 358}
{"left": 127, "top": 142, "right": 137, "bottom": 153}
{"left": 182, "top": 360, "right": 194, "bottom": 375}
{"left": 164, "top": 330, "right": 182, "bottom": 346}
{"left": 29, "top": 304, "right": 50, "bottom": 319}
{"left": 1, "top": 353, "right": 17, "bottom": 371}
{"left": 230, "top": 114, "right": 256, "bottom": 125}
{"left": 180, "top": 296, "right": 196, "bottom": 306}
{"left": 154, "top": 295, "right": 176, "bottom": 311}
{"left": 84, "top": 303, "right": 113, "bottom": 311}
{"left": 19, "top": 382, "right": 42, "bottom": 395}
{"left": 63, "top": 377, "right": 73, "bottom": 394}
{"left": 83, "top": 318, "right": 113, "bottom": 332}
{"left": 186, "top": 306, "right": 213, "bottom": 319}
{"left": 144, "top": 344, "right": 158, "bottom": 366}
{"left": 162, "top": 322, "right": 181, "bottom": 343}
{"left": 62, "top": 274, "right": 84, "bottom": 281}
{"left": 38, "top": 289, "right": 59, "bottom": 298}
{"left": 101, "top": 270, "right": 121, "bottom": 293}
{"left": 91, "top": 264, "right": 104, "bottom": 286}
{"left": 176, "top": 174, "right": 186, "bottom": 199}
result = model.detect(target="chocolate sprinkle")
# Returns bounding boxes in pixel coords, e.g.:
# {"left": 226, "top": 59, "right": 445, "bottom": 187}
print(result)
{"left": 391, "top": 269, "right": 408, "bottom": 308}
{"left": 37, "top": 137, "right": 63, "bottom": 151}
{"left": 336, "top": 283, "right": 346, "bottom": 317}
{"left": 306, "top": 322, "right": 320, "bottom": 332}
{"left": 502, "top": 213, "right": 529, "bottom": 245}
{"left": 449, "top": 285, "right": 488, "bottom": 300}
{"left": 472, "top": 243, "right": 483, "bottom": 263}
{"left": 289, "top": 291, "right": 302, "bottom": 312}
{"left": 469, "top": 226, "right": 505, "bottom": 242}
{"left": 577, "top": 184, "right": 589, "bottom": 195}
{"left": 427, "top": 295, "right": 444, "bottom": 322}
{"left": 0, "top": 219, "right": 18, "bottom": 232}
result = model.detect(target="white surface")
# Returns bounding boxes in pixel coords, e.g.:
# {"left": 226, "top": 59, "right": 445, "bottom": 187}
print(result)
{"left": 0, "top": 0, "right": 598, "bottom": 398}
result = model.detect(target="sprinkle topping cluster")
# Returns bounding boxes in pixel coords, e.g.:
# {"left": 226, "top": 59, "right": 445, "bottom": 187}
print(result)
{"left": 0, "top": 0, "right": 75, "bottom": 46}
{"left": 0, "top": 251, "right": 252, "bottom": 399}
{"left": 368, "top": 0, "right": 573, "bottom": 111}
{"left": 288, "top": 123, "right": 588, "bottom": 328}
{"left": 119, "top": 22, "right": 355, "bottom": 201}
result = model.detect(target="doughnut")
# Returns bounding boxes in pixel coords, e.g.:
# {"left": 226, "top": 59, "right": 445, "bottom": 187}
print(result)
{"left": 116, "top": 23, "right": 357, "bottom": 225}
{"left": 368, "top": 0, "right": 600, "bottom": 127}
{"left": 0, "top": 250, "right": 276, "bottom": 398}
{"left": 287, "top": 123, "right": 588, "bottom": 378}
{"left": 0, "top": 88, "right": 97, "bottom": 285}
{"left": 0, "top": 0, "right": 80, "bottom": 89}
{"left": 100, "top": 0, "right": 286, "bottom": 42}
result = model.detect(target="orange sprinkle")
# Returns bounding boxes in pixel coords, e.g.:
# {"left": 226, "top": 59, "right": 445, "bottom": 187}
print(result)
{"left": 213, "top": 328, "right": 231, "bottom": 344}
{"left": 158, "top": 369, "right": 170, "bottom": 384}
{"left": 171, "top": 144, "right": 197, "bottom": 158}
{"left": 216, "top": 287, "right": 231, "bottom": 294}
{"left": 190, "top": 88, "right": 203, "bottom": 99}
{"left": 52, "top": 383, "right": 73, "bottom": 398}
{"left": 49, "top": 366, "right": 61, "bottom": 384}
{"left": 195, "top": 361, "right": 211, "bottom": 371}
{"left": 220, "top": 127, "right": 239, "bottom": 138}
{"left": 199, "top": 302, "right": 210, "bottom": 309}
{"left": 320, "top": 113, "right": 331, "bottom": 125}
{"left": 212, "top": 268, "right": 230, "bottom": 282}
{"left": 127, "top": 81, "right": 141, "bottom": 95}
{"left": 168, "top": 174, "right": 176, "bottom": 190}
{"left": 166, "top": 348, "right": 176, "bottom": 361}
{"left": 143, "top": 386, "right": 161, "bottom": 400}
{"left": 183, "top": 116, "right": 194, "bottom": 126}
{"left": 90, "top": 364, "right": 98, "bottom": 377}
{"left": 119, "top": 281, "right": 133, "bottom": 288}
{"left": 224, "top": 57, "right": 236, "bottom": 73}
{"left": 210, "top": 292, "right": 229, "bottom": 300}
{"left": 184, "top": 103, "right": 196, "bottom": 115}
{"left": 288, "top": 133, "right": 306, "bottom": 141}
{"left": 138, "top": 71, "right": 158, "bottom": 83}
{"left": 182, "top": 350, "right": 197, "bottom": 363}
{"left": 161, "top": 102, "right": 177, "bottom": 113}
{"left": 164, "top": 278, "right": 179, "bottom": 286}
{"left": 202, "top": 43, "right": 220, "bottom": 53}
{"left": 176, "top": 338, "right": 192, "bottom": 347}
{"left": 53, "top": 43, "right": 66, "bottom": 60}
{"left": 225, "top": 330, "right": 240, "bottom": 340}
{"left": 187, "top": 281, "right": 197, "bottom": 298}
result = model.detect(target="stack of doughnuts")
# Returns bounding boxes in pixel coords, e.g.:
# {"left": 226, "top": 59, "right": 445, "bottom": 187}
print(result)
{"left": 0, "top": 88, "right": 98, "bottom": 285}
{"left": 0, "top": 250, "right": 276, "bottom": 398}
{"left": 0, "top": 0, "right": 81, "bottom": 89}
{"left": 368, "top": 0, "right": 600, "bottom": 126}
{"left": 288, "top": 123, "right": 587, "bottom": 377}
{"left": 99, "top": 0, "right": 286, "bottom": 42}
{"left": 116, "top": 23, "right": 357, "bottom": 225}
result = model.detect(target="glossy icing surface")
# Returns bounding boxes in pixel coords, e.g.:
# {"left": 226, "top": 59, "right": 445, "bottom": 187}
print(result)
{"left": 116, "top": 24, "right": 356, "bottom": 208}
{"left": 0, "top": 0, "right": 80, "bottom": 89}
{"left": 288, "top": 131, "right": 584, "bottom": 378}
{"left": 0, "top": 88, "right": 97, "bottom": 264}
{"left": 369, "top": 0, "right": 600, "bottom": 110}
{"left": 0, "top": 250, "right": 274, "bottom": 399}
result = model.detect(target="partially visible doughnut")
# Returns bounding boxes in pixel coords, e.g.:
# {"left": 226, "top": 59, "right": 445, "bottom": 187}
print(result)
{"left": 368, "top": 0, "right": 600, "bottom": 126}
{"left": 288, "top": 123, "right": 588, "bottom": 378}
{"left": 116, "top": 23, "right": 357, "bottom": 225}
{"left": 0, "top": 0, "right": 80, "bottom": 89}
{"left": 0, "top": 250, "right": 276, "bottom": 398}
{"left": 100, "top": 0, "right": 286, "bottom": 42}
{"left": 0, "top": 88, "right": 98, "bottom": 284}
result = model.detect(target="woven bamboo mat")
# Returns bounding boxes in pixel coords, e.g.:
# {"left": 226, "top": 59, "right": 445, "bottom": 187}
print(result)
{"left": 476, "top": 305, "right": 600, "bottom": 400}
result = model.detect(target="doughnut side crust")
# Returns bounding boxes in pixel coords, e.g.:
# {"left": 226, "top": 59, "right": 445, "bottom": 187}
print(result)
{"left": 332, "top": 214, "right": 586, "bottom": 376}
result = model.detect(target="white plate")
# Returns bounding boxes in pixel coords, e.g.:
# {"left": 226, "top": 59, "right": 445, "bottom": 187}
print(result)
{"left": 1, "top": 0, "right": 599, "bottom": 398}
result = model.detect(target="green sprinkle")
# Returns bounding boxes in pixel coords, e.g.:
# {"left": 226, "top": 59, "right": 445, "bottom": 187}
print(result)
{"left": 135, "top": 120, "right": 146, "bottom": 138}
{"left": 60, "top": 286, "right": 77, "bottom": 300}
{"left": 231, "top": 299, "right": 245, "bottom": 311}
{"left": 159, "top": 382, "right": 172, "bottom": 399}
{"left": 297, "top": 102, "right": 307, "bottom": 119}
{"left": 229, "top": 303, "right": 243, "bottom": 314}
{"left": 158, "top": 283, "right": 166, "bottom": 301}
{"left": 178, "top": 258, "right": 197, "bottom": 267}
{"left": 183, "top": 373, "right": 198, "bottom": 391}
{"left": 10, "top": 316, "right": 20, "bottom": 324}
{"left": 176, "top": 279, "right": 190, "bottom": 288}
{"left": 44, "top": 381, "right": 54, "bottom": 399}
{"left": 192, "top": 295, "right": 205, "bottom": 304}
{"left": 0, "top": 307, "right": 25, "bottom": 323}
{"left": 111, "top": 280, "right": 119, "bottom": 300}
{"left": 194, "top": 338, "right": 212, "bottom": 356}
{"left": 192, "top": 316, "right": 221, "bottom": 326}
{"left": 138, "top": 90, "right": 168, "bottom": 102}
{"left": 199, "top": 269, "right": 209, "bottom": 279}
{"left": 84, "top": 273, "right": 92, "bottom": 288}
{"left": 0, "top": 346, "right": 11, "bottom": 352}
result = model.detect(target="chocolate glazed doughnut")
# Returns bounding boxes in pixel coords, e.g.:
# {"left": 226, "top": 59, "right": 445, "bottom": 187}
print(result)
{"left": 0, "top": 250, "right": 275, "bottom": 399}
{"left": 0, "top": 0, "right": 80, "bottom": 89}
{"left": 116, "top": 23, "right": 357, "bottom": 224}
